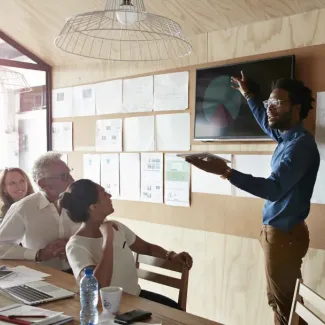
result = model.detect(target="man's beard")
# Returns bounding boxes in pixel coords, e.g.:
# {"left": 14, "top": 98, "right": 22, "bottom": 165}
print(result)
{"left": 269, "top": 110, "right": 293, "bottom": 130}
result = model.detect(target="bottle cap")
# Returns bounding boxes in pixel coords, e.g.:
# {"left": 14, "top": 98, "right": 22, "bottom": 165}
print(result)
{"left": 84, "top": 267, "right": 94, "bottom": 276}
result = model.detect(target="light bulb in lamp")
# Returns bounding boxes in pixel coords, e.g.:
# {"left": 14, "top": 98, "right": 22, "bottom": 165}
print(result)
{"left": 116, "top": 2, "right": 138, "bottom": 26}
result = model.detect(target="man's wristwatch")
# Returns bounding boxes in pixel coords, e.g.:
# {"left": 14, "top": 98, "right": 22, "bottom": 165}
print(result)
{"left": 220, "top": 166, "right": 232, "bottom": 180}
{"left": 243, "top": 91, "right": 253, "bottom": 100}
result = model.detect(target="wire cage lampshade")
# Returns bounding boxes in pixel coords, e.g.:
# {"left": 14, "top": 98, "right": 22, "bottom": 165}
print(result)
{"left": 54, "top": 0, "right": 192, "bottom": 61}
{"left": 0, "top": 67, "right": 32, "bottom": 93}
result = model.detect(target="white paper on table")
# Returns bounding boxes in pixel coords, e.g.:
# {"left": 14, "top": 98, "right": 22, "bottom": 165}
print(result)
{"left": 141, "top": 153, "right": 163, "bottom": 203}
{"left": 154, "top": 71, "right": 189, "bottom": 111}
{"left": 191, "top": 154, "right": 232, "bottom": 195}
{"left": 72, "top": 84, "right": 96, "bottom": 116}
{"left": 0, "top": 275, "right": 42, "bottom": 289}
{"left": 101, "top": 154, "right": 120, "bottom": 199}
{"left": 96, "top": 79, "right": 122, "bottom": 115}
{"left": 233, "top": 155, "right": 272, "bottom": 198}
{"left": 315, "top": 92, "right": 325, "bottom": 160}
{"left": 52, "top": 88, "right": 73, "bottom": 118}
{"left": 124, "top": 116, "right": 155, "bottom": 152}
{"left": 311, "top": 159, "right": 325, "bottom": 204}
{"left": 83, "top": 154, "right": 101, "bottom": 184}
{"left": 164, "top": 154, "right": 190, "bottom": 207}
{"left": 119, "top": 153, "right": 140, "bottom": 201}
{"left": 0, "top": 266, "right": 50, "bottom": 290}
{"left": 52, "top": 122, "right": 73, "bottom": 152}
{"left": 0, "top": 269, "right": 43, "bottom": 289}
{"left": 156, "top": 113, "right": 190, "bottom": 151}
{"left": 122, "top": 76, "right": 153, "bottom": 113}
{"left": 96, "top": 119, "right": 122, "bottom": 152}
{"left": 0, "top": 305, "right": 63, "bottom": 323}
{"left": 11, "top": 266, "right": 50, "bottom": 279}
{"left": 61, "top": 154, "right": 68, "bottom": 165}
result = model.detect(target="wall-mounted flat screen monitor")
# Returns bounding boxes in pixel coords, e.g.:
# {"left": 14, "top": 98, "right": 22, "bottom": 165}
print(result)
{"left": 194, "top": 55, "right": 296, "bottom": 141}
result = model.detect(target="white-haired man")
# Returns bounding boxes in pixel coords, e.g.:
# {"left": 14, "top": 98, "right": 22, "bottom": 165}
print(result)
{"left": 0, "top": 152, "right": 79, "bottom": 271}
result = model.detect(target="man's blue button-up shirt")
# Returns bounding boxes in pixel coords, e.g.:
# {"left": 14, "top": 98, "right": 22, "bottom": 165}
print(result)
{"left": 230, "top": 98, "right": 320, "bottom": 232}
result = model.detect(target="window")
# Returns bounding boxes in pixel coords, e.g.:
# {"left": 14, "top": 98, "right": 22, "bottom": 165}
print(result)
{"left": 0, "top": 38, "right": 36, "bottom": 64}
{"left": 0, "top": 31, "right": 51, "bottom": 178}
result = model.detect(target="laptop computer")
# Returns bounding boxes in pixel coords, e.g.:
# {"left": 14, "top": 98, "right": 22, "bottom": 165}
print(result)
{"left": 3, "top": 280, "right": 75, "bottom": 305}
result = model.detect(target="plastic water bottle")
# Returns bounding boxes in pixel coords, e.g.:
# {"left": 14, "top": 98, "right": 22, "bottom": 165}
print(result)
{"left": 80, "top": 267, "right": 99, "bottom": 325}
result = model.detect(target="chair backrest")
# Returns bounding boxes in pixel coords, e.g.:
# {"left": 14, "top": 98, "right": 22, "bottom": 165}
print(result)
{"left": 135, "top": 253, "right": 189, "bottom": 311}
{"left": 289, "top": 279, "right": 325, "bottom": 325}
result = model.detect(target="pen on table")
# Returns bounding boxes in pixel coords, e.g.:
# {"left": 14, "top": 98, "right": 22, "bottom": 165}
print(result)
{"left": 8, "top": 315, "right": 47, "bottom": 319}
{"left": 123, "top": 241, "right": 126, "bottom": 249}
{"left": 0, "top": 314, "right": 31, "bottom": 325}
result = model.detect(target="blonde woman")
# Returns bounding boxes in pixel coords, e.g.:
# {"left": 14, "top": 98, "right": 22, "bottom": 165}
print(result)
{"left": 0, "top": 168, "right": 34, "bottom": 220}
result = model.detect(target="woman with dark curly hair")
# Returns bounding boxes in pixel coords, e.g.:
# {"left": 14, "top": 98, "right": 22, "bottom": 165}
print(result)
{"left": 60, "top": 179, "right": 193, "bottom": 310}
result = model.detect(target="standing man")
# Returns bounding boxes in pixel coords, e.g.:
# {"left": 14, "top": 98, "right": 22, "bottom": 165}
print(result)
{"left": 0, "top": 152, "right": 79, "bottom": 271}
{"left": 186, "top": 73, "right": 320, "bottom": 325}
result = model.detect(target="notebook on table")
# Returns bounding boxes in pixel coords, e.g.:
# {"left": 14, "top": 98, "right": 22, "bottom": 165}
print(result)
{"left": 0, "top": 304, "right": 73, "bottom": 325}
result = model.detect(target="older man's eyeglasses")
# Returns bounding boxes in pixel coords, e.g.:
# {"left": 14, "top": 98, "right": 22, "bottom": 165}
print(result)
{"left": 45, "top": 169, "right": 73, "bottom": 181}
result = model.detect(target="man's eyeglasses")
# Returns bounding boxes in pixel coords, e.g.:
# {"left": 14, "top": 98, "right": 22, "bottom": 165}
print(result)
{"left": 44, "top": 169, "right": 73, "bottom": 182}
{"left": 263, "top": 99, "right": 289, "bottom": 109}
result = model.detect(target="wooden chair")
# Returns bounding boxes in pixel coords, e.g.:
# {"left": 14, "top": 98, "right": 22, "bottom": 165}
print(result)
{"left": 135, "top": 253, "right": 189, "bottom": 311}
{"left": 289, "top": 279, "right": 325, "bottom": 325}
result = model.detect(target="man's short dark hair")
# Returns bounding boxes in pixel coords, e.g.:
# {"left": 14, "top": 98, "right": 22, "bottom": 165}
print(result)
{"left": 272, "top": 78, "right": 315, "bottom": 120}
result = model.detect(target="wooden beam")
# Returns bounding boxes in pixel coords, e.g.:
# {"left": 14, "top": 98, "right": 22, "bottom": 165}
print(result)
{"left": 46, "top": 69, "right": 53, "bottom": 151}
{"left": 0, "top": 29, "right": 51, "bottom": 69}
{"left": 0, "top": 58, "right": 48, "bottom": 71}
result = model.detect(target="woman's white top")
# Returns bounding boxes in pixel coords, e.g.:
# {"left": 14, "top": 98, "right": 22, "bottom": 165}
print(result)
{"left": 66, "top": 221, "right": 141, "bottom": 296}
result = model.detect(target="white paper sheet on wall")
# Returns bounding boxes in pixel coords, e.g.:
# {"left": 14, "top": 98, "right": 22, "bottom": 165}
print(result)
{"left": 311, "top": 159, "right": 325, "bottom": 204}
{"left": 96, "top": 79, "right": 123, "bottom": 115}
{"left": 52, "top": 122, "right": 73, "bottom": 152}
{"left": 120, "top": 153, "right": 140, "bottom": 201}
{"left": 124, "top": 116, "right": 155, "bottom": 152}
{"left": 101, "top": 154, "right": 120, "bottom": 199}
{"left": 156, "top": 113, "right": 190, "bottom": 151}
{"left": 96, "top": 119, "right": 122, "bottom": 152}
{"left": 233, "top": 154, "right": 272, "bottom": 198}
{"left": 141, "top": 153, "right": 163, "bottom": 203}
{"left": 315, "top": 92, "right": 325, "bottom": 160}
{"left": 191, "top": 154, "right": 232, "bottom": 195}
{"left": 164, "top": 154, "right": 190, "bottom": 207}
{"left": 72, "top": 85, "right": 96, "bottom": 116}
{"left": 52, "top": 88, "right": 73, "bottom": 118}
{"left": 122, "top": 76, "right": 153, "bottom": 113}
{"left": 83, "top": 154, "right": 101, "bottom": 184}
{"left": 154, "top": 71, "right": 189, "bottom": 111}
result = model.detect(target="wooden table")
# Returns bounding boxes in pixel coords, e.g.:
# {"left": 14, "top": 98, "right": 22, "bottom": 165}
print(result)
{"left": 4, "top": 261, "right": 223, "bottom": 325}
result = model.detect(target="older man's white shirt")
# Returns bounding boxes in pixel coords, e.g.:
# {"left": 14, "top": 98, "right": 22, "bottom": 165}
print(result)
{"left": 0, "top": 191, "right": 80, "bottom": 270}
